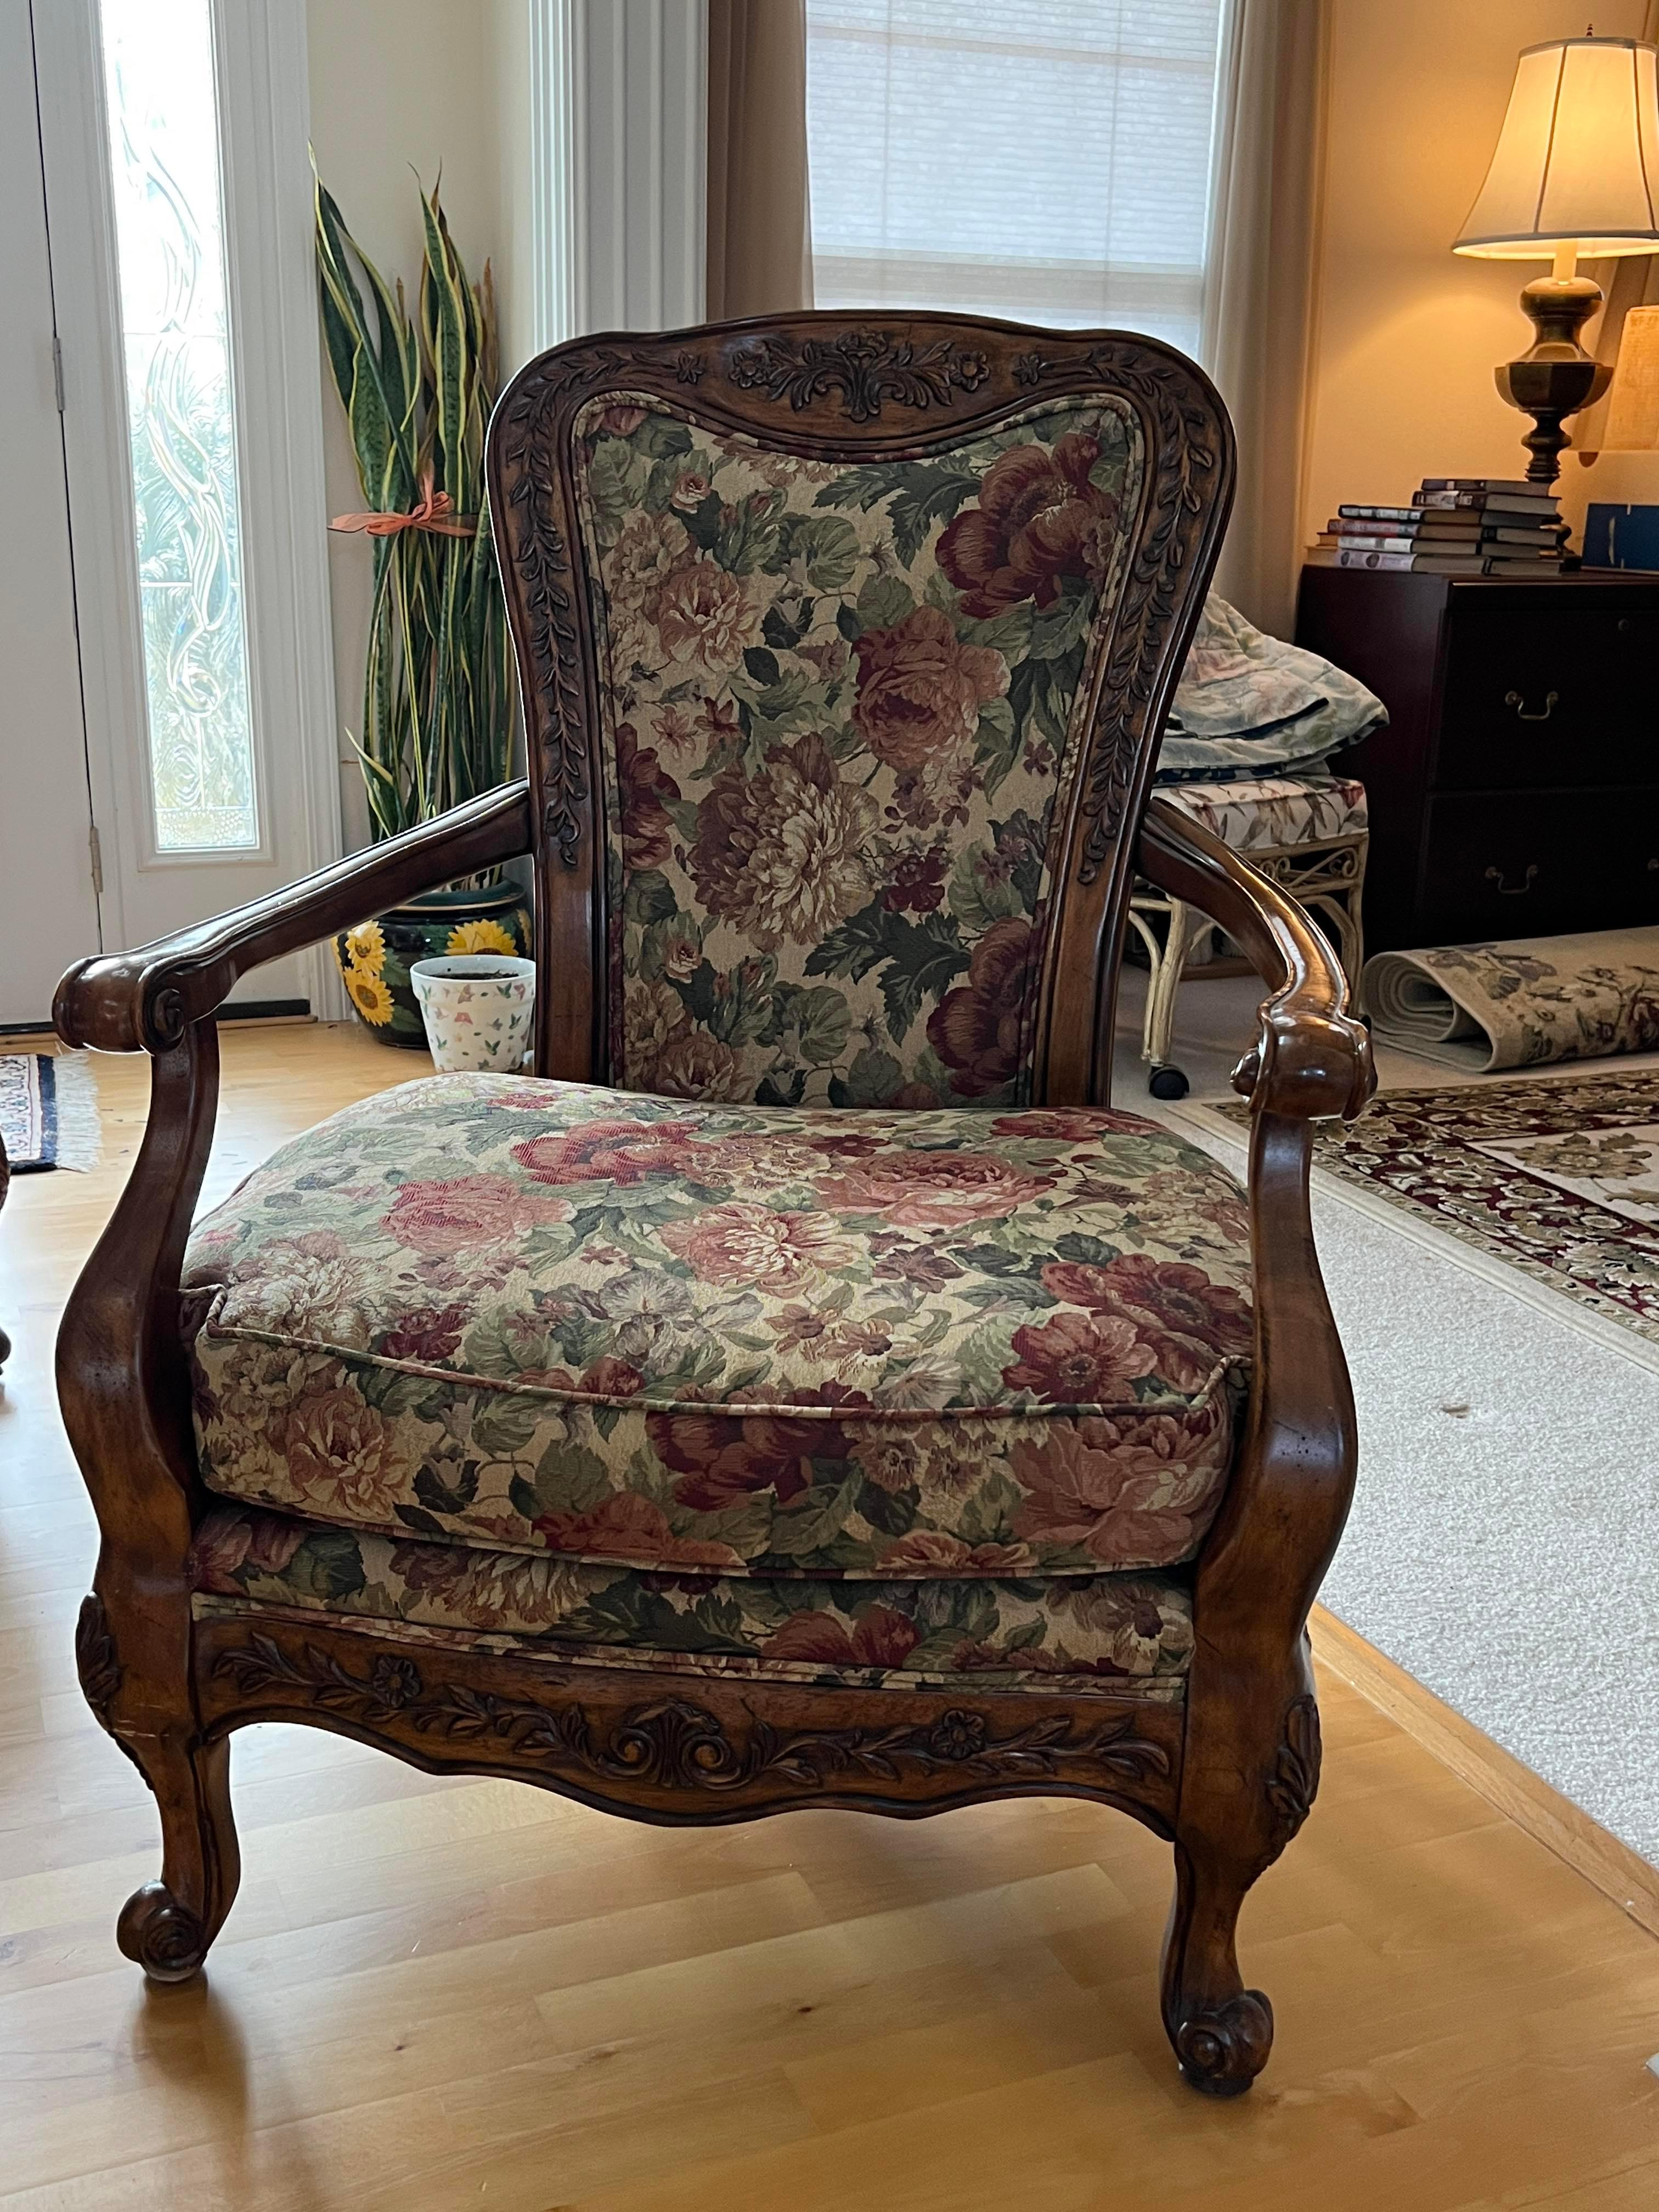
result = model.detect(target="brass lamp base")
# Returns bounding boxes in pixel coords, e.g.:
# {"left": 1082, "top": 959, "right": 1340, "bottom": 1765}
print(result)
{"left": 1495, "top": 274, "right": 1612, "bottom": 487}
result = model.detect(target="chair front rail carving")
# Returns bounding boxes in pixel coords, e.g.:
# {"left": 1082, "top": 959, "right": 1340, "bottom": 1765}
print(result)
{"left": 193, "top": 1615, "right": 1184, "bottom": 1829}
{"left": 74, "top": 1593, "right": 124, "bottom": 1729}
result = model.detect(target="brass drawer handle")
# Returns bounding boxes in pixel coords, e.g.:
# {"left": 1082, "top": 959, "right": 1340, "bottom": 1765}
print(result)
{"left": 1485, "top": 863, "right": 1538, "bottom": 895}
{"left": 1504, "top": 688, "right": 1558, "bottom": 721}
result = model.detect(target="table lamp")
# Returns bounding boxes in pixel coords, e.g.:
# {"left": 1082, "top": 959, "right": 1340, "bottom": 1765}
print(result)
{"left": 1577, "top": 303, "right": 1659, "bottom": 566}
{"left": 1454, "top": 35, "right": 1659, "bottom": 486}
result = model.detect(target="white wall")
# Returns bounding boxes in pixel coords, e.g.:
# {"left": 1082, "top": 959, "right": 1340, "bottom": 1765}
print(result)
{"left": 306, "top": 1, "right": 720, "bottom": 849}
{"left": 492, "top": 0, "right": 538, "bottom": 373}
{"left": 1303, "top": 0, "right": 1652, "bottom": 552}
{"left": 306, "top": 0, "right": 521, "bottom": 850}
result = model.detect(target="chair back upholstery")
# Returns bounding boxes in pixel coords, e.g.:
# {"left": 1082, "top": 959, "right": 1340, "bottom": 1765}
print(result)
{"left": 488, "top": 316, "right": 1233, "bottom": 1108}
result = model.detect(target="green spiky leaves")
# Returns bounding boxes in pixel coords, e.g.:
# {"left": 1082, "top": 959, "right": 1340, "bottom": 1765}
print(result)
{"left": 314, "top": 162, "right": 513, "bottom": 842}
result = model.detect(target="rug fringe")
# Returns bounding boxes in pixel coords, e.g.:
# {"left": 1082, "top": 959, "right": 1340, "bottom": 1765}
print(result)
{"left": 47, "top": 1052, "right": 103, "bottom": 1171}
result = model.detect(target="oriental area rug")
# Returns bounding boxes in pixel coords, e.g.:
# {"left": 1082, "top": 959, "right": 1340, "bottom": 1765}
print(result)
{"left": 1204, "top": 1069, "right": 1659, "bottom": 1355}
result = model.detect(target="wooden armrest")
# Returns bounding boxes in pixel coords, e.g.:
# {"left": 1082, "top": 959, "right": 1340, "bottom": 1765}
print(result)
{"left": 55, "top": 781, "right": 535, "bottom": 1054}
{"left": 1138, "top": 797, "right": 1374, "bottom": 1122}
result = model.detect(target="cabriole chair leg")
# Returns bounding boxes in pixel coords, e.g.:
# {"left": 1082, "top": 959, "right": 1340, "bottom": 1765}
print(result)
{"left": 1159, "top": 1837, "right": 1274, "bottom": 2095}
{"left": 115, "top": 1725, "right": 240, "bottom": 1990}
{"left": 115, "top": 1730, "right": 240, "bottom": 1985}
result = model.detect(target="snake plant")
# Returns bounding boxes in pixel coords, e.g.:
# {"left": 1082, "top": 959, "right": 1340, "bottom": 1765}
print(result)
{"left": 314, "top": 170, "right": 515, "bottom": 843}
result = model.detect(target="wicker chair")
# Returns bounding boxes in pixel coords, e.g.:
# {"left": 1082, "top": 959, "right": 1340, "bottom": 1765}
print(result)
{"left": 53, "top": 315, "right": 1371, "bottom": 2096}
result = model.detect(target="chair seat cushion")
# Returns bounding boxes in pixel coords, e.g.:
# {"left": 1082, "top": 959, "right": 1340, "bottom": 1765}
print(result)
{"left": 189, "top": 1504, "right": 1193, "bottom": 1699}
{"left": 1161, "top": 772, "right": 1367, "bottom": 854}
{"left": 182, "top": 1075, "right": 1252, "bottom": 1582}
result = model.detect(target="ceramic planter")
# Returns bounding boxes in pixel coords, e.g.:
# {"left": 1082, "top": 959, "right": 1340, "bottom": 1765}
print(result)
{"left": 334, "top": 882, "right": 532, "bottom": 1048}
{"left": 410, "top": 956, "right": 537, "bottom": 1073}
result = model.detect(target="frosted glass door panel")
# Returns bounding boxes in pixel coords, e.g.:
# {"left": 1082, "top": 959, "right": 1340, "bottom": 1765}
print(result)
{"left": 101, "top": 0, "right": 257, "bottom": 851}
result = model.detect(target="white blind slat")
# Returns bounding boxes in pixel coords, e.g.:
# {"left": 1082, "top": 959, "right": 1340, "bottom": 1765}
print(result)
{"left": 806, "top": 0, "right": 1228, "bottom": 352}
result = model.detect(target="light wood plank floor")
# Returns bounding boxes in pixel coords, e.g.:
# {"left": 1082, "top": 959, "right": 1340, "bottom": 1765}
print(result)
{"left": 2, "top": 1023, "right": 1656, "bottom": 2209}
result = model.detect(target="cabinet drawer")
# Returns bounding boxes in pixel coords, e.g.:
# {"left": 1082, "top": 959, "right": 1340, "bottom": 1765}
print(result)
{"left": 1417, "top": 789, "right": 1659, "bottom": 943}
{"left": 1436, "top": 606, "right": 1659, "bottom": 789}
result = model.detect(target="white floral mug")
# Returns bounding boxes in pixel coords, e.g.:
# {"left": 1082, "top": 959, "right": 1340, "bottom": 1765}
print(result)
{"left": 409, "top": 955, "right": 536, "bottom": 1074}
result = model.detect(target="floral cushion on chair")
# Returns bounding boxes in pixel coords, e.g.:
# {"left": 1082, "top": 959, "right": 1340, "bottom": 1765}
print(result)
{"left": 182, "top": 1074, "right": 1253, "bottom": 1583}
{"left": 189, "top": 1503, "right": 1194, "bottom": 1699}
{"left": 569, "top": 393, "right": 1145, "bottom": 1110}
{"left": 1160, "top": 773, "right": 1368, "bottom": 855}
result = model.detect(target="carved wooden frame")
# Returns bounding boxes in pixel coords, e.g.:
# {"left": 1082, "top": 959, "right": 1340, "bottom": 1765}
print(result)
{"left": 53, "top": 314, "right": 1373, "bottom": 2098}
{"left": 485, "top": 313, "right": 1233, "bottom": 1104}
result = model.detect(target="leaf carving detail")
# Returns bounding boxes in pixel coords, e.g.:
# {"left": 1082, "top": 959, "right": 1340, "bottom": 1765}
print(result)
{"left": 75, "top": 1594, "right": 123, "bottom": 1729}
{"left": 725, "top": 330, "right": 991, "bottom": 423}
{"left": 496, "top": 348, "right": 642, "bottom": 869}
{"left": 211, "top": 1633, "right": 1172, "bottom": 1797}
{"left": 1264, "top": 1692, "right": 1322, "bottom": 1850}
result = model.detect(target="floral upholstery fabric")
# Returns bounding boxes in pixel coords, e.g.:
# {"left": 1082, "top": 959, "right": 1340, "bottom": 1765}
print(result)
{"left": 569, "top": 394, "right": 1144, "bottom": 1110}
{"left": 189, "top": 1504, "right": 1193, "bottom": 1700}
{"left": 182, "top": 1074, "right": 1253, "bottom": 1582}
{"left": 1161, "top": 773, "right": 1368, "bottom": 855}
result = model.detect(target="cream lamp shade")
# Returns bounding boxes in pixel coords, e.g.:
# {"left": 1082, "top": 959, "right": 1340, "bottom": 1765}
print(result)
{"left": 1600, "top": 303, "right": 1659, "bottom": 447}
{"left": 1454, "top": 37, "right": 1659, "bottom": 259}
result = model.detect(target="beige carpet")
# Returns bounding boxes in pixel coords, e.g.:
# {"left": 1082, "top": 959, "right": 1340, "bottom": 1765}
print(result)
{"left": 1111, "top": 964, "right": 1659, "bottom": 1868}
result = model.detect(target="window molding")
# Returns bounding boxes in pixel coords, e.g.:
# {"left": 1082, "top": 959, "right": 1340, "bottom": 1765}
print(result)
{"left": 531, "top": 0, "right": 707, "bottom": 343}
{"left": 529, "top": 0, "right": 580, "bottom": 348}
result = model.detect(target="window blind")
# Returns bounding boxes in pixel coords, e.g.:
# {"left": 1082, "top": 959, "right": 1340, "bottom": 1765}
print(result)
{"left": 805, "top": 0, "right": 1229, "bottom": 354}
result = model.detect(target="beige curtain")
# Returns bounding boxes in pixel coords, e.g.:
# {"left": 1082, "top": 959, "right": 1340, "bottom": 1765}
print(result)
{"left": 1576, "top": 0, "right": 1659, "bottom": 457}
{"left": 1203, "top": 0, "right": 1330, "bottom": 638}
{"left": 706, "top": 0, "right": 814, "bottom": 320}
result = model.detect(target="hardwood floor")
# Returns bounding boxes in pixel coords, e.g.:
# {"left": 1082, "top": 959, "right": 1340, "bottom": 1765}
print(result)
{"left": 2, "top": 1023, "right": 1656, "bottom": 2209}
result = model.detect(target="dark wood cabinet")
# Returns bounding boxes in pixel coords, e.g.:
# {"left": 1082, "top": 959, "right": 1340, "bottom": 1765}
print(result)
{"left": 1294, "top": 566, "right": 1659, "bottom": 952}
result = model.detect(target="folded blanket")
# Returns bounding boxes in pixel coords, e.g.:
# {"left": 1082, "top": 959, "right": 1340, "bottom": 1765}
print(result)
{"left": 1363, "top": 930, "right": 1659, "bottom": 1071}
{"left": 1155, "top": 594, "right": 1386, "bottom": 785}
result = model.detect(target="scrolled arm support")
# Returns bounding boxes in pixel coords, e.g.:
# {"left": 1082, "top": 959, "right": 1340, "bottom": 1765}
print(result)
{"left": 1137, "top": 798, "right": 1374, "bottom": 1122}
{"left": 55, "top": 781, "right": 535, "bottom": 1055}
{"left": 1139, "top": 796, "right": 1371, "bottom": 2073}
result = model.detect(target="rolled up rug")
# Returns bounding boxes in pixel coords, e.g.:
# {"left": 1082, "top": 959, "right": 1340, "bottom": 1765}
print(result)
{"left": 1363, "top": 929, "right": 1659, "bottom": 1072}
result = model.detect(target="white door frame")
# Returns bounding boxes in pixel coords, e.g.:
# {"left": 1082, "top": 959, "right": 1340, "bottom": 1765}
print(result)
{"left": 0, "top": 0, "right": 103, "bottom": 1028}
{"left": 32, "top": 0, "right": 342, "bottom": 1013}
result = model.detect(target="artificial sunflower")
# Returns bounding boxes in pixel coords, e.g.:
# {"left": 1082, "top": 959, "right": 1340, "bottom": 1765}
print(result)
{"left": 341, "top": 919, "right": 386, "bottom": 975}
{"left": 447, "top": 917, "right": 518, "bottom": 958}
{"left": 345, "top": 968, "right": 394, "bottom": 1025}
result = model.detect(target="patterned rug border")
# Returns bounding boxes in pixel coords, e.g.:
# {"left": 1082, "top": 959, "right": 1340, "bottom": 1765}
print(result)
{"left": 1175, "top": 1071, "right": 1659, "bottom": 1365}
{"left": 0, "top": 1051, "right": 101, "bottom": 1173}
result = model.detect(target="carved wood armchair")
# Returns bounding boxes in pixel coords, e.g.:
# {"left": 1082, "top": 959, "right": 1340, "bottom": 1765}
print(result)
{"left": 54, "top": 315, "right": 1372, "bottom": 2096}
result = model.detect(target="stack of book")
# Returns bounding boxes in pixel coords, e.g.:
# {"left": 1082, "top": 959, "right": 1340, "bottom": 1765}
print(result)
{"left": 1310, "top": 479, "right": 1567, "bottom": 574}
